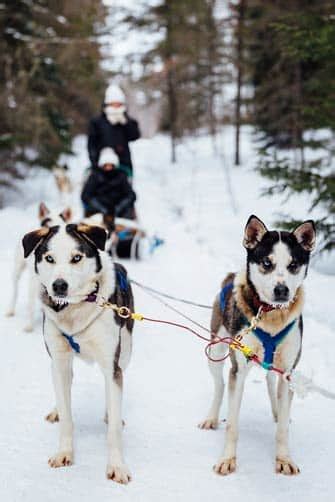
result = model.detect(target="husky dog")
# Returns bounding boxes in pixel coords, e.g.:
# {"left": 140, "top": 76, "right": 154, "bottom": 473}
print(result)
{"left": 22, "top": 222, "right": 134, "bottom": 483}
{"left": 6, "top": 203, "right": 72, "bottom": 331}
{"left": 53, "top": 164, "right": 73, "bottom": 206}
{"left": 199, "top": 215, "right": 316, "bottom": 476}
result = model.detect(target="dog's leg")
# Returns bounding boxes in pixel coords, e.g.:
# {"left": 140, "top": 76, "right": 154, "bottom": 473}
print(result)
{"left": 199, "top": 328, "right": 228, "bottom": 430}
{"left": 23, "top": 273, "right": 37, "bottom": 332}
{"left": 275, "top": 378, "right": 300, "bottom": 475}
{"left": 104, "top": 368, "right": 131, "bottom": 483}
{"left": 6, "top": 249, "right": 25, "bottom": 317}
{"left": 48, "top": 355, "right": 74, "bottom": 468}
{"left": 266, "top": 371, "right": 278, "bottom": 422}
{"left": 214, "top": 361, "right": 248, "bottom": 475}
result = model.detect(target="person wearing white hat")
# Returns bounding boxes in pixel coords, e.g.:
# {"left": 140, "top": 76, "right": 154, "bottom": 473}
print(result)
{"left": 88, "top": 84, "right": 140, "bottom": 176}
{"left": 81, "top": 145, "right": 136, "bottom": 218}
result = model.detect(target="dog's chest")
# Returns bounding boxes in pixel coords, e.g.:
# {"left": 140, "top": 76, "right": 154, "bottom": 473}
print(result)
{"left": 47, "top": 301, "right": 101, "bottom": 336}
{"left": 241, "top": 323, "right": 301, "bottom": 370}
{"left": 72, "top": 316, "right": 120, "bottom": 364}
{"left": 45, "top": 307, "right": 122, "bottom": 365}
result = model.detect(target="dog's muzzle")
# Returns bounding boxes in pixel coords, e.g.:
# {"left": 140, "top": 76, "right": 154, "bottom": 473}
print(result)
{"left": 273, "top": 283, "right": 289, "bottom": 302}
{"left": 52, "top": 279, "right": 68, "bottom": 296}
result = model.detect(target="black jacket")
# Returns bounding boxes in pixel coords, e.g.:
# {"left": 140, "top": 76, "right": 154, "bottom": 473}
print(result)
{"left": 81, "top": 168, "right": 136, "bottom": 219}
{"left": 88, "top": 112, "right": 140, "bottom": 171}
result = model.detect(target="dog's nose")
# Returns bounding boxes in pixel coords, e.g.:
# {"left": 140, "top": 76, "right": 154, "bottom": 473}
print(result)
{"left": 52, "top": 279, "right": 68, "bottom": 296}
{"left": 274, "top": 283, "right": 289, "bottom": 302}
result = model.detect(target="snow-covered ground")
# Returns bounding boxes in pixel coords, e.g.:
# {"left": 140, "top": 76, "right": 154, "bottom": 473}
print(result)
{"left": 1, "top": 128, "right": 334, "bottom": 501}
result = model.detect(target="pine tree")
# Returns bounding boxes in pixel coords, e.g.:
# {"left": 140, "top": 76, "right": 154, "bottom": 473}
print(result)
{"left": 119, "top": 0, "right": 225, "bottom": 161}
{"left": 0, "top": 0, "right": 106, "bottom": 194}
{"left": 244, "top": 0, "right": 335, "bottom": 251}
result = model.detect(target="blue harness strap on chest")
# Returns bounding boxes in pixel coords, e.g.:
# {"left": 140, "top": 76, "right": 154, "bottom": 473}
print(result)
{"left": 61, "top": 333, "right": 80, "bottom": 353}
{"left": 219, "top": 282, "right": 296, "bottom": 366}
{"left": 220, "top": 282, "right": 234, "bottom": 312}
{"left": 253, "top": 320, "right": 296, "bottom": 366}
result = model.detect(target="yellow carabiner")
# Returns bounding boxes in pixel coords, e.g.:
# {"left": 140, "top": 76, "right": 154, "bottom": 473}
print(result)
{"left": 131, "top": 312, "right": 144, "bottom": 321}
{"left": 240, "top": 345, "right": 254, "bottom": 358}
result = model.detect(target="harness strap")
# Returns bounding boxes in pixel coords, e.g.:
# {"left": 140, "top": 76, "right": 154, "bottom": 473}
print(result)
{"left": 219, "top": 281, "right": 297, "bottom": 367}
{"left": 61, "top": 333, "right": 80, "bottom": 353}
{"left": 253, "top": 320, "right": 296, "bottom": 366}
{"left": 116, "top": 268, "right": 128, "bottom": 291}
{"left": 220, "top": 282, "right": 234, "bottom": 312}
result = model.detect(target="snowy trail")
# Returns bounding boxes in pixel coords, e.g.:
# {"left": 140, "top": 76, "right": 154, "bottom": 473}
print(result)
{"left": 1, "top": 130, "right": 334, "bottom": 501}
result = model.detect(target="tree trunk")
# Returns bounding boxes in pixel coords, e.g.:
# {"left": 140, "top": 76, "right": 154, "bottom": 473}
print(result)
{"left": 234, "top": 0, "right": 245, "bottom": 166}
{"left": 167, "top": 63, "right": 177, "bottom": 163}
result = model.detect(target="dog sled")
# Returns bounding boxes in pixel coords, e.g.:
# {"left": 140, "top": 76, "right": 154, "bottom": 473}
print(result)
{"left": 83, "top": 213, "right": 164, "bottom": 260}
{"left": 112, "top": 217, "right": 145, "bottom": 259}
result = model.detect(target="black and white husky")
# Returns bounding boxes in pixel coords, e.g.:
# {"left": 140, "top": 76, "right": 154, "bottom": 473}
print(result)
{"left": 22, "top": 222, "right": 134, "bottom": 483}
{"left": 199, "top": 215, "right": 316, "bottom": 476}
{"left": 6, "top": 203, "right": 72, "bottom": 331}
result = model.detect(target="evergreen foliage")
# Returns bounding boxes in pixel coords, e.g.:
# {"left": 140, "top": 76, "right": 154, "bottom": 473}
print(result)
{"left": 121, "top": 0, "right": 226, "bottom": 161}
{"left": 243, "top": 0, "right": 335, "bottom": 251}
{"left": 0, "top": 0, "right": 106, "bottom": 183}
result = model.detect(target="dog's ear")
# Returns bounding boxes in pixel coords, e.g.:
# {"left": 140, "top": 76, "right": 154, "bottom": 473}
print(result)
{"left": 293, "top": 220, "right": 316, "bottom": 252}
{"left": 38, "top": 202, "right": 50, "bottom": 220}
{"left": 76, "top": 224, "right": 107, "bottom": 251}
{"left": 60, "top": 207, "right": 72, "bottom": 222}
{"left": 243, "top": 215, "right": 268, "bottom": 249}
{"left": 22, "top": 227, "right": 50, "bottom": 258}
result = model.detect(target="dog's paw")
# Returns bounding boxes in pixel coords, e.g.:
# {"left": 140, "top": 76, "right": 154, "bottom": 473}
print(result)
{"left": 106, "top": 463, "right": 131, "bottom": 484}
{"left": 275, "top": 457, "right": 300, "bottom": 475}
{"left": 5, "top": 309, "right": 15, "bottom": 317}
{"left": 213, "top": 457, "right": 236, "bottom": 476}
{"left": 48, "top": 451, "right": 73, "bottom": 468}
{"left": 45, "top": 409, "right": 59, "bottom": 423}
{"left": 23, "top": 324, "right": 34, "bottom": 333}
{"left": 198, "top": 418, "right": 219, "bottom": 430}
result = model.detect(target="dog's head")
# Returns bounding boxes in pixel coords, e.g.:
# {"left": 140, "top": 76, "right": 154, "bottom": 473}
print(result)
{"left": 38, "top": 202, "right": 72, "bottom": 227}
{"left": 243, "top": 215, "right": 316, "bottom": 307}
{"left": 22, "top": 223, "right": 107, "bottom": 305}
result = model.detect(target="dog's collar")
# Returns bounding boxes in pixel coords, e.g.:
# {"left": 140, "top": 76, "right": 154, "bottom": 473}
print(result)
{"left": 252, "top": 294, "right": 281, "bottom": 313}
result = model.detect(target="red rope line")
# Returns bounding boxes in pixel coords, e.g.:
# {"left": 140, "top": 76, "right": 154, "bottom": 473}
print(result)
{"left": 141, "top": 315, "right": 288, "bottom": 373}
{"left": 143, "top": 316, "right": 245, "bottom": 363}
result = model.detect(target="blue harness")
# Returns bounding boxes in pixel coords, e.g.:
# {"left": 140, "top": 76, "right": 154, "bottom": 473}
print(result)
{"left": 61, "top": 333, "right": 81, "bottom": 354}
{"left": 220, "top": 282, "right": 296, "bottom": 367}
{"left": 61, "top": 268, "right": 129, "bottom": 354}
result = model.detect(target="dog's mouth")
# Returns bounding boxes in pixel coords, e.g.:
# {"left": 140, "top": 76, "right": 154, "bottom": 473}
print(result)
{"left": 52, "top": 294, "right": 69, "bottom": 306}
{"left": 269, "top": 300, "right": 291, "bottom": 309}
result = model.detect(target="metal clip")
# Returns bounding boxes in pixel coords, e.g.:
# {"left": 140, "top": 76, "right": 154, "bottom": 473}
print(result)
{"left": 117, "top": 306, "right": 131, "bottom": 319}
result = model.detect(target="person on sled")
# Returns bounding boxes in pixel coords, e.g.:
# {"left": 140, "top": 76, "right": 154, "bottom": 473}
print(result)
{"left": 81, "top": 147, "right": 136, "bottom": 220}
{"left": 88, "top": 84, "right": 140, "bottom": 180}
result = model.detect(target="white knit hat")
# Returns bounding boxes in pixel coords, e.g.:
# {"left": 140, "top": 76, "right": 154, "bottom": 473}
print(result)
{"left": 99, "top": 147, "right": 119, "bottom": 166}
{"left": 104, "top": 84, "right": 126, "bottom": 104}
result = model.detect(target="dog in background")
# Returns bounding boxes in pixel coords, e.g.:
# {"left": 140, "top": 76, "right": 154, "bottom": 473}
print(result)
{"left": 53, "top": 164, "right": 73, "bottom": 205}
{"left": 6, "top": 202, "right": 72, "bottom": 331}
{"left": 199, "top": 215, "right": 316, "bottom": 476}
{"left": 22, "top": 222, "right": 134, "bottom": 483}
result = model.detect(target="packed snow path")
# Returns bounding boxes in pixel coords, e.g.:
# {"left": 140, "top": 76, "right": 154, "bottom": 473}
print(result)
{"left": 1, "top": 129, "right": 334, "bottom": 501}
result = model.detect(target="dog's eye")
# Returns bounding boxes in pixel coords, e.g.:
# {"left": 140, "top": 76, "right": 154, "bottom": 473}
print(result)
{"left": 288, "top": 260, "right": 299, "bottom": 273}
{"left": 71, "top": 254, "right": 83, "bottom": 264}
{"left": 45, "top": 255, "right": 55, "bottom": 264}
{"left": 261, "top": 257, "right": 273, "bottom": 270}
